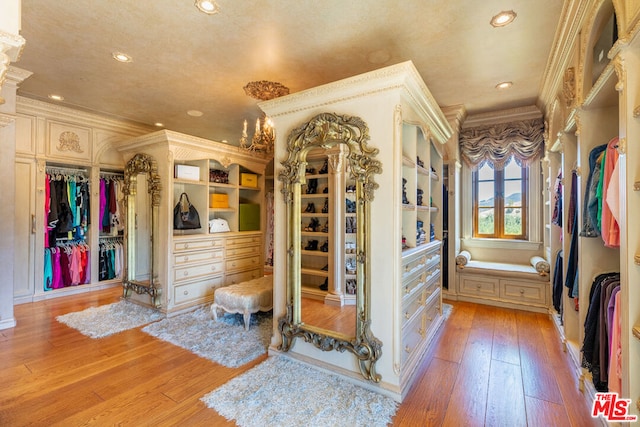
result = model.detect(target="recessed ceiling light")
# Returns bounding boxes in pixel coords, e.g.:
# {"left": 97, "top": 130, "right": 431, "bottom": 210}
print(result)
{"left": 187, "top": 110, "right": 203, "bottom": 117}
{"left": 195, "top": 0, "right": 220, "bottom": 15}
{"left": 221, "top": 139, "right": 228, "bottom": 143}
{"left": 154, "top": 122, "right": 164, "bottom": 127}
{"left": 490, "top": 10, "right": 517, "bottom": 27}
{"left": 48, "top": 94, "right": 64, "bottom": 101}
{"left": 496, "top": 81, "right": 513, "bottom": 90}
{"left": 112, "top": 52, "right": 132, "bottom": 63}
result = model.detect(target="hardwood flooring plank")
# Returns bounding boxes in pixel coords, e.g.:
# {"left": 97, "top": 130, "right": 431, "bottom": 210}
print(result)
{"left": 441, "top": 327, "right": 492, "bottom": 426}
{"left": 492, "top": 308, "right": 520, "bottom": 365}
{"left": 392, "top": 356, "right": 459, "bottom": 426}
{"left": 525, "top": 395, "right": 572, "bottom": 427}
{"left": 485, "top": 359, "right": 526, "bottom": 427}
{"left": 516, "top": 310, "right": 564, "bottom": 404}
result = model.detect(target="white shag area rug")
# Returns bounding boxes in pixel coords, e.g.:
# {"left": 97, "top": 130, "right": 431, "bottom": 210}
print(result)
{"left": 201, "top": 355, "right": 398, "bottom": 427}
{"left": 56, "top": 300, "right": 164, "bottom": 339}
{"left": 142, "top": 307, "right": 272, "bottom": 368}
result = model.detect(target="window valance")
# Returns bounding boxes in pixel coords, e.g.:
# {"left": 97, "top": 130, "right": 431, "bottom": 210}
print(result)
{"left": 460, "top": 118, "right": 545, "bottom": 170}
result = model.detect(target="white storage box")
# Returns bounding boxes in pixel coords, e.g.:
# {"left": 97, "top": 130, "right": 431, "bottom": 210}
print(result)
{"left": 174, "top": 164, "right": 200, "bottom": 181}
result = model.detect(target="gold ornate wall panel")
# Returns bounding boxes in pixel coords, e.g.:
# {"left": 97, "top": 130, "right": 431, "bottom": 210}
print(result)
{"left": 46, "top": 121, "right": 92, "bottom": 162}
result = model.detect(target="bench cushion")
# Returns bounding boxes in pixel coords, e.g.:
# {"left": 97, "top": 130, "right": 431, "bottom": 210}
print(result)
{"left": 211, "top": 276, "right": 273, "bottom": 330}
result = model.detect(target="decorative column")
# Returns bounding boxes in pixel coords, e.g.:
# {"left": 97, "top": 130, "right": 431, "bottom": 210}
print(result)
{"left": 324, "top": 150, "right": 345, "bottom": 306}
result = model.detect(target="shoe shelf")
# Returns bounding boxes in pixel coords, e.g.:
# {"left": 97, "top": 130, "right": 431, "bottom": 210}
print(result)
{"left": 301, "top": 212, "right": 329, "bottom": 218}
{"left": 301, "top": 268, "right": 329, "bottom": 277}
{"left": 301, "top": 250, "right": 329, "bottom": 257}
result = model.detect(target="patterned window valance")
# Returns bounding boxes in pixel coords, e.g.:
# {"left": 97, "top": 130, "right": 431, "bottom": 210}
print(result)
{"left": 460, "top": 118, "right": 545, "bottom": 170}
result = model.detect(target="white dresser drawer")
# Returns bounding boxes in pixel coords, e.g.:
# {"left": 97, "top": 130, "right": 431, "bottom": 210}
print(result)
{"left": 173, "top": 238, "right": 223, "bottom": 252}
{"left": 174, "top": 249, "right": 223, "bottom": 266}
{"left": 174, "top": 275, "right": 224, "bottom": 305}
{"left": 226, "top": 234, "right": 261, "bottom": 247}
{"left": 500, "top": 280, "right": 547, "bottom": 305}
{"left": 225, "top": 269, "right": 262, "bottom": 285}
{"left": 225, "top": 255, "right": 260, "bottom": 272}
{"left": 174, "top": 261, "right": 223, "bottom": 283}
{"left": 459, "top": 274, "right": 499, "bottom": 298}
{"left": 226, "top": 245, "right": 260, "bottom": 258}
{"left": 402, "top": 287, "right": 427, "bottom": 326}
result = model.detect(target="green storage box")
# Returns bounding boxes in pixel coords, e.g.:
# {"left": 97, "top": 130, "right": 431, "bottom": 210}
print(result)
{"left": 239, "top": 203, "right": 261, "bottom": 231}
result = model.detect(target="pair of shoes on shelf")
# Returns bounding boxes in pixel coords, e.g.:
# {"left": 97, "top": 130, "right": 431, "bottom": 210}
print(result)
{"left": 306, "top": 178, "right": 318, "bottom": 194}
{"left": 323, "top": 187, "right": 329, "bottom": 193}
{"left": 416, "top": 156, "right": 424, "bottom": 168}
{"left": 345, "top": 242, "right": 356, "bottom": 253}
{"left": 416, "top": 188, "right": 424, "bottom": 206}
{"left": 321, "top": 264, "right": 329, "bottom": 271}
{"left": 306, "top": 167, "right": 316, "bottom": 175}
{"left": 304, "top": 217, "right": 320, "bottom": 232}
{"left": 345, "top": 184, "right": 356, "bottom": 193}
{"left": 345, "top": 199, "right": 356, "bottom": 213}
{"left": 305, "top": 240, "right": 318, "bottom": 251}
{"left": 321, "top": 198, "right": 329, "bottom": 213}
{"left": 345, "top": 216, "right": 356, "bottom": 233}
{"left": 321, "top": 221, "right": 329, "bottom": 233}
{"left": 320, "top": 240, "right": 329, "bottom": 252}
{"left": 345, "top": 258, "right": 357, "bottom": 275}
{"left": 305, "top": 202, "right": 315, "bottom": 213}
{"left": 319, "top": 160, "right": 329, "bottom": 174}
{"left": 346, "top": 279, "right": 356, "bottom": 295}
{"left": 319, "top": 278, "right": 328, "bottom": 291}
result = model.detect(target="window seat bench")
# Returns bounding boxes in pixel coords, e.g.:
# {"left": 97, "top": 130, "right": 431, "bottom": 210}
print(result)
{"left": 453, "top": 251, "right": 550, "bottom": 312}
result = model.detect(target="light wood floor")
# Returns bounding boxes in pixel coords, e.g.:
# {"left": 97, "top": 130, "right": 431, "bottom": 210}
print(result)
{"left": 0, "top": 287, "right": 601, "bottom": 426}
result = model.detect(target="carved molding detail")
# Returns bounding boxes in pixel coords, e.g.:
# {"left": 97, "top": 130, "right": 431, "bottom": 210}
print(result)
{"left": 57, "top": 131, "right": 84, "bottom": 153}
{"left": 0, "top": 31, "right": 26, "bottom": 105}
{"left": 563, "top": 67, "right": 576, "bottom": 107}
{"left": 613, "top": 55, "right": 624, "bottom": 92}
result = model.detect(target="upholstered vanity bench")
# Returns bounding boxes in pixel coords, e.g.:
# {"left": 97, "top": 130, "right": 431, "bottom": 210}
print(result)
{"left": 454, "top": 251, "right": 551, "bottom": 312}
{"left": 211, "top": 275, "right": 273, "bottom": 330}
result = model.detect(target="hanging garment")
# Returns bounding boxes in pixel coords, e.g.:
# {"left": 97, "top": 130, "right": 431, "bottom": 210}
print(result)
{"left": 43, "top": 249, "right": 53, "bottom": 291}
{"left": 600, "top": 137, "right": 619, "bottom": 248}
{"left": 50, "top": 249, "right": 63, "bottom": 290}
{"left": 552, "top": 250, "right": 563, "bottom": 313}
{"left": 551, "top": 169, "right": 563, "bottom": 227}
{"left": 565, "top": 171, "right": 579, "bottom": 299}
{"left": 580, "top": 144, "right": 607, "bottom": 237}
{"left": 608, "top": 292, "right": 622, "bottom": 394}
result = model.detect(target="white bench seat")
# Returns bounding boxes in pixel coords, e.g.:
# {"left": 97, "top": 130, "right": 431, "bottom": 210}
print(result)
{"left": 211, "top": 275, "right": 273, "bottom": 330}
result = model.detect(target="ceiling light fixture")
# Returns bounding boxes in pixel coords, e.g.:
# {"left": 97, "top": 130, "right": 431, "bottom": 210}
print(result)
{"left": 112, "top": 52, "right": 132, "bottom": 63}
{"left": 495, "top": 81, "right": 513, "bottom": 89}
{"left": 187, "top": 110, "right": 203, "bottom": 117}
{"left": 490, "top": 10, "right": 517, "bottom": 27}
{"left": 154, "top": 122, "right": 164, "bottom": 127}
{"left": 48, "top": 94, "right": 64, "bottom": 101}
{"left": 195, "top": 0, "right": 220, "bottom": 15}
{"left": 240, "top": 80, "right": 290, "bottom": 154}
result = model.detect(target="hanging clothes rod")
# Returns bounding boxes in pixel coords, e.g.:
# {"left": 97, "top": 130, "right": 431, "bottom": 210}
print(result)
{"left": 100, "top": 171, "right": 124, "bottom": 179}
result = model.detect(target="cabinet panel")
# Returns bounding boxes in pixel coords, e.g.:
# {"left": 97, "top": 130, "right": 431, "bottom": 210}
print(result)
{"left": 226, "top": 245, "right": 260, "bottom": 258}
{"left": 13, "top": 159, "right": 36, "bottom": 299}
{"left": 500, "top": 280, "right": 546, "bottom": 305}
{"left": 459, "top": 274, "right": 499, "bottom": 298}
{"left": 174, "top": 261, "right": 224, "bottom": 283}
{"left": 225, "top": 268, "right": 261, "bottom": 285}
{"left": 174, "top": 249, "right": 223, "bottom": 266}
{"left": 173, "top": 237, "right": 221, "bottom": 252}
{"left": 225, "top": 255, "right": 261, "bottom": 272}
{"left": 226, "top": 234, "right": 261, "bottom": 247}
{"left": 174, "top": 275, "right": 224, "bottom": 305}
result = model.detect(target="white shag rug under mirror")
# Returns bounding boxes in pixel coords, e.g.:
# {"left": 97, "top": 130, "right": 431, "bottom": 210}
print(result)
{"left": 142, "top": 306, "right": 272, "bottom": 368}
{"left": 201, "top": 355, "right": 398, "bottom": 427}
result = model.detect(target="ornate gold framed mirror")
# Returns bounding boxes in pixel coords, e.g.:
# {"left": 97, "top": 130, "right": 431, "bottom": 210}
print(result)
{"left": 122, "top": 153, "right": 162, "bottom": 308}
{"left": 277, "top": 112, "right": 383, "bottom": 382}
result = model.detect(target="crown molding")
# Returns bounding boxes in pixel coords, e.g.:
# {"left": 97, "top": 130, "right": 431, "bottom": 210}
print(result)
{"left": 16, "top": 95, "right": 154, "bottom": 137}
{"left": 462, "top": 105, "right": 542, "bottom": 128}
{"left": 539, "top": 0, "right": 593, "bottom": 114}
{"left": 258, "top": 61, "right": 452, "bottom": 145}
{"left": 0, "top": 29, "right": 25, "bottom": 62}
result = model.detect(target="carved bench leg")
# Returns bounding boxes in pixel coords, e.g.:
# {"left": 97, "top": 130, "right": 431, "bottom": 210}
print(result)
{"left": 243, "top": 310, "right": 251, "bottom": 331}
{"left": 211, "top": 304, "right": 219, "bottom": 321}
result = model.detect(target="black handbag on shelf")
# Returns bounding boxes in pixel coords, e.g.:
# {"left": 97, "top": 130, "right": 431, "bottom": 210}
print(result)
{"left": 173, "top": 192, "right": 201, "bottom": 230}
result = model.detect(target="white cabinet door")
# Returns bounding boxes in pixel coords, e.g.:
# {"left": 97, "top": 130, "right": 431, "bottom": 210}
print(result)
{"left": 14, "top": 159, "right": 36, "bottom": 301}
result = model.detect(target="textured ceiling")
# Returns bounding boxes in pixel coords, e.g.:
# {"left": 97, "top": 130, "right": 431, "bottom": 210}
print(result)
{"left": 15, "top": 0, "right": 563, "bottom": 143}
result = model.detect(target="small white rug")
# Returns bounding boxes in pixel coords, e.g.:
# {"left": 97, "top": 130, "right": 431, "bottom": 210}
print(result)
{"left": 56, "top": 300, "right": 164, "bottom": 338}
{"left": 142, "top": 307, "right": 272, "bottom": 368}
{"left": 201, "top": 355, "right": 398, "bottom": 427}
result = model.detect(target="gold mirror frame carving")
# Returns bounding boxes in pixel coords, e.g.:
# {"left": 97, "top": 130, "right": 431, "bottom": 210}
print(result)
{"left": 121, "top": 153, "right": 162, "bottom": 308}
{"left": 277, "top": 112, "right": 383, "bottom": 382}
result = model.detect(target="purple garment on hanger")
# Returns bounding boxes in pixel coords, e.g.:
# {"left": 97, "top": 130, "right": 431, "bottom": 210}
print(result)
{"left": 59, "top": 251, "right": 72, "bottom": 288}
{"left": 51, "top": 249, "right": 63, "bottom": 289}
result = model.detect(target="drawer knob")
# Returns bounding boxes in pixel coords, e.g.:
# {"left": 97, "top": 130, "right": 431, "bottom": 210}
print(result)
{"left": 404, "top": 345, "right": 411, "bottom": 353}
{"left": 211, "top": 266, "right": 216, "bottom": 271}
{"left": 520, "top": 289, "right": 525, "bottom": 294}
{"left": 477, "top": 284, "right": 481, "bottom": 290}
{"left": 405, "top": 312, "right": 410, "bottom": 319}
{"left": 184, "top": 256, "right": 189, "bottom": 262}
{"left": 232, "top": 262, "right": 236, "bottom": 267}
{"left": 183, "top": 290, "right": 188, "bottom": 295}
{"left": 184, "top": 243, "right": 189, "bottom": 249}
{"left": 184, "top": 271, "right": 188, "bottom": 276}
{"left": 405, "top": 286, "right": 410, "bottom": 294}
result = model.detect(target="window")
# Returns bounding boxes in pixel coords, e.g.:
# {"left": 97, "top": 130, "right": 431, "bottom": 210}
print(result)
{"left": 472, "top": 155, "right": 528, "bottom": 239}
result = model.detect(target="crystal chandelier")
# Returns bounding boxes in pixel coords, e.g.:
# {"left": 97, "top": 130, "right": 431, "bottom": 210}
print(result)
{"left": 240, "top": 80, "right": 289, "bottom": 154}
